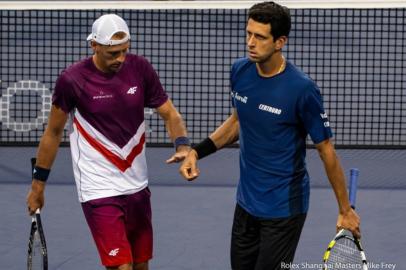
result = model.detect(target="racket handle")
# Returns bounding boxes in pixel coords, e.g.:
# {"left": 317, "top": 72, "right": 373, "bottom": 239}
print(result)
{"left": 32, "top": 208, "right": 41, "bottom": 221}
{"left": 349, "top": 168, "right": 359, "bottom": 208}
{"left": 31, "top": 158, "right": 41, "bottom": 216}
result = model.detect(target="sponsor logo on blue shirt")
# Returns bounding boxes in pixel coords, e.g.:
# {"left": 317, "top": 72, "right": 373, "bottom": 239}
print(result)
{"left": 231, "top": 91, "right": 248, "bottom": 104}
{"left": 258, "top": 104, "right": 282, "bottom": 115}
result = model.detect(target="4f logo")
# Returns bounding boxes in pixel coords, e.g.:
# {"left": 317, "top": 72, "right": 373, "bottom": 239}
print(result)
{"left": 127, "top": 86, "right": 137, "bottom": 95}
{"left": 109, "top": 248, "right": 120, "bottom": 256}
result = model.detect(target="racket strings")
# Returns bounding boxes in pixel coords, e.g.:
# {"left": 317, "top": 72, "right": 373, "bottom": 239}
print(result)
{"left": 327, "top": 238, "right": 363, "bottom": 266}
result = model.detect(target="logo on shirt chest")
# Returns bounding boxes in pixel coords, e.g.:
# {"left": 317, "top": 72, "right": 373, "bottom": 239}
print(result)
{"left": 92, "top": 90, "right": 113, "bottom": 100}
{"left": 127, "top": 86, "right": 137, "bottom": 95}
{"left": 258, "top": 103, "right": 282, "bottom": 115}
{"left": 91, "top": 85, "right": 138, "bottom": 100}
{"left": 231, "top": 91, "right": 248, "bottom": 104}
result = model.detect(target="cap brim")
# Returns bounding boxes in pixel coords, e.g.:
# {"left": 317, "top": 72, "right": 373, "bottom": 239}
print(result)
{"left": 86, "top": 33, "right": 93, "bottom": 41}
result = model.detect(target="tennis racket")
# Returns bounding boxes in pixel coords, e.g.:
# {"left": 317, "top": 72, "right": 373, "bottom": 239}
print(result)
{"left": 322, "top": 168, "right": 368, "bottom": 270}
{"left": 27, "top": 158, "right": 48, "bottom": 270}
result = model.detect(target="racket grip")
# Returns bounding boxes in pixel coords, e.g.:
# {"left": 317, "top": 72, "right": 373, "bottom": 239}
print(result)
{"left": 349, "top": 168, "right": 359, "bottom": 208}
{"left": 31, "top": 158, "right": 41, "bottom": 216}
{"left": 32, "top": 208, "right": 41, "bottom": 221}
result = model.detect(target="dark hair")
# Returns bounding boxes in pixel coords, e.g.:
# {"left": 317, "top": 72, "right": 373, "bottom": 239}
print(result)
{"left": 248, "top": 1, "right": 291, "bottom": 40}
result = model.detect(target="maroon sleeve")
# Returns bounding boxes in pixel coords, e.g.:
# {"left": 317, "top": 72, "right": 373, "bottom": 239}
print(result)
{"left": 52, "top": 71, "right": 77, "bottom": 113}
{"left": 141, "top": 58, "right": 168, "bottom": 108}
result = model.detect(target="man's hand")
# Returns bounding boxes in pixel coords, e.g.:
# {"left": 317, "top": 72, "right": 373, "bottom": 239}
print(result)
{"left": 26, "top": 180, "right": 45, "bottom": 215}
{"left": 179, "top": 149, "right": 200, "bottom": 181}
{"left": 166, "top": 145, "right": 191, "bottom": 164}
{"left": 337, "top": 207, "right": 361, "bottom": 239}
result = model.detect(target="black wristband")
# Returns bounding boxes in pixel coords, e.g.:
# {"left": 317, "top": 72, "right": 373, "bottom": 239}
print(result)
{"left": 174, "top": 136, "right": 191, "bottom": 150}
{"left": 33, "top": 166, "right": 50, "bottom": 182}
{"left": 192, "top": 137, "right": 217, "bottom": 159}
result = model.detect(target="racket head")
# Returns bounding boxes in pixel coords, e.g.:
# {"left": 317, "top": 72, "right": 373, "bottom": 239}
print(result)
{"left": 27, "top": 210, "right": 48, "bottom": 270}
{"left": 323, "top": 229, "right": 368, "bottom": 270}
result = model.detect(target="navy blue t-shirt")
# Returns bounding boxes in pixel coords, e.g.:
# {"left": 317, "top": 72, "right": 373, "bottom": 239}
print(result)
{"left": 231, "top": 58, "right": 332, "bottom": 218}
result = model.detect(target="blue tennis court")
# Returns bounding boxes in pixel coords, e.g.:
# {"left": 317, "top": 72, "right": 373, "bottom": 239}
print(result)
{"left": 0, "top": 147, "right": 405, "bottom": 269}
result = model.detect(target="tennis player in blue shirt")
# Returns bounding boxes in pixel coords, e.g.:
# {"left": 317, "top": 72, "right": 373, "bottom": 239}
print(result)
{"left": 180, "top": 2, "right": 361, "bottom": 269}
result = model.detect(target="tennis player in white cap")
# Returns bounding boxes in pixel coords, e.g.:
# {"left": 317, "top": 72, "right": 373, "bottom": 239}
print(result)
{"left": 27, "top": 14, "right": 191, "bottom": 270}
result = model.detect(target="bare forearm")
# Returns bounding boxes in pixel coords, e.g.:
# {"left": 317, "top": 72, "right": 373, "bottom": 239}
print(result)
{"left": 33, "top": 105, "right": 68, "bottom": 170}
{"left": 318, "top": 141, "right": 361, "bottom": 237}
{"left": 156, "top": 100, "right": 188, "bottom": 142}
{"left": 27, "top": 105, "right": 67, "bottom": 213}
{"left": 30, "top": 130, "right": 63, "bottom": 192}
{"left": 209, "top": 119, "right": 239, "bottom": 149}
{"left": 318, "top": 141, "right": 351, "bottom": 213}
{"left": 35, "top": 131, "right": 64, "bottom": 169}
{"left": 164, "top": 112, "right": 188, "bottom": 142}
{"left": 209, "top": 113, "right": 239, "bottom": 149}
{"left": 325, "top": 156, "right": 351, "bottom": 213}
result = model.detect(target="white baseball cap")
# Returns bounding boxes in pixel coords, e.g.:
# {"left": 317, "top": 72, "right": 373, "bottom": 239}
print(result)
{"left": 87, "top": 14, "right": 130, "bottom": 46}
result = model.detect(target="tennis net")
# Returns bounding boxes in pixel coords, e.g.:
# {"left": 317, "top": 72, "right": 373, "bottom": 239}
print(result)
{"left": 1, "top": 1, "right": 405, "bottom": 148}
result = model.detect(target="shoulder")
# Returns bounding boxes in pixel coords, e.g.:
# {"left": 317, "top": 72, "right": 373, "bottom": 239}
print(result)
{"left": 64, "top": 57, "right": 92, "bottom": 75}
{"left": 125, "top": 54, "right": 153, "bottom": 69}
{"left": 126, "top": 53, "right": 147, "bottom": 63}
{"left": 285, "top": 62, "right": 314, "bottom": 85}
{"left": 231, "top": 57, "right": 254, "bottom": 81}
{"left": 232, "top": 57, "right": 253, "bottom": 73}
{"left": 123, "top": 54, "right": 159, "bottom": 79}
{"left": 285, "top": 62, "right": 320, "bottom": 95}
{"left": 59, "top": 57, "right": 93, "bottom": 84}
